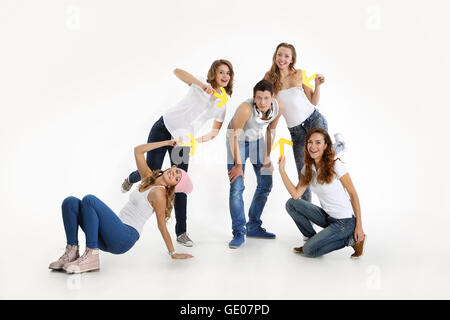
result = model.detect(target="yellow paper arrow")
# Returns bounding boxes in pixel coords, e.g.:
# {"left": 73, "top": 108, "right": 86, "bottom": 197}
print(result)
{"left": 212, "top": 87, "right": 228, "bottom": 108}
{"left": 302, "top": 70, "right": 317, "bottom": 89}
{"left": 272, "top": 138, "right": 293, "bottom": 157}
{"left": 180, "top": 133, "right": 199, "bottom": 156}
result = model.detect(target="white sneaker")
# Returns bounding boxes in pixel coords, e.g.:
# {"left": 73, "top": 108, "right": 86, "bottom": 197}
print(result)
{"left": 176, "top": 233, "right": 194, "bottom": 247}
{"left": 121, "top": 177, "right": 133, "bottom": 193}
{"left": 334, "top": 133, "right": 347, "bottom": 153}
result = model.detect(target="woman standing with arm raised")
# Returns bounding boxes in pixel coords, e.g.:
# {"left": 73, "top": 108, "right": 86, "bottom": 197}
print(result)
{"left": 122, "top": 59, "right": 234, "bottom": 246}
{"left": 265, "top": 43, "right": 345, "bottom": 203}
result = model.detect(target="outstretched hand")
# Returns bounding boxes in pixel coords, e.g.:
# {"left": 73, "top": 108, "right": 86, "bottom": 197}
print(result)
{"left": 171, "top": 253, "right": 194, "bottom": 259}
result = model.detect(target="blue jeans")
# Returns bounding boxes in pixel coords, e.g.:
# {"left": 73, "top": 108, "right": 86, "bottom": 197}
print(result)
{"left": 289, "top": 109, "right": 344, "bottom": 202}
{"left": 226, "top": 137, "right": 273, "bottom": 236}
{"left": 285, "top": 198, "right": 355, "bottom": 258}
{"left": 61, "top": 195, "right": 140, "bottom": 255}
{"left": 128, "top": 116, "right": 190, "bottom": 236}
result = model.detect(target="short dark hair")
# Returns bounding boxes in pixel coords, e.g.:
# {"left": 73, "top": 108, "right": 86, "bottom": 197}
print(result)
{"left": 253, "top": 79, "right": 274, "bottom": 97}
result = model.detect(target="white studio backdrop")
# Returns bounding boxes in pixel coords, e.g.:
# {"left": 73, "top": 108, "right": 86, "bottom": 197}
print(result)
{"left": 1, "top": 0, "right": 450, "bottom": 298}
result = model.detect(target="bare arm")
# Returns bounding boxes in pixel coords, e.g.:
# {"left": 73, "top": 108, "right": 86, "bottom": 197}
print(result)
{"left": 262, "top": 99, "right": 284, "bottom": 170}
{"left": 196, "top": 121, "right": 223, "bottom": 144}
{"left": 173, "top": 68, "right": 215, "bottom": 95}
{"left": 339, "top": 173, "right": 365, "bottom": 242}
{"left": 229, "top": 103, "right": 252, "bottom": 166}
{"left": 278, "top": 156, "right": 308, "bottom": 200}
{"left": 151, "top": 189, "right": 193, "bottom": 259}
{"left": 302, "top": 73, "right": 325, "bottom": 106}
{"left": 151, "top": 189, "right": 175, "bottom": 252}
{"left": 266, "top": 99, "right": 284, "bottom": 157}
{"left": 134, "top": 140, "right": 176, "bottom": 179}
{"left": 173, "top": 68, "right": 205, "bottom": 87}
{"left": 227, "top": 103, "right": 252, "bottom": 183}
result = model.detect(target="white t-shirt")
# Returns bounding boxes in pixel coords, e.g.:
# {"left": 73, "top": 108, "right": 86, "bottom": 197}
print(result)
{"left": 301, "top": 160, "right": 354, "bottom": 219}
{"left": 163, "top": 76, "right": 228, "bottom": 143}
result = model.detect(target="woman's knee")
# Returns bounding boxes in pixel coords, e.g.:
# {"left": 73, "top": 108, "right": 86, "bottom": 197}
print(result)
{"left": 302, "top": 242, "right": 319, "bottom": 258}
{"left": 285, "top": 198, "right": 296, "bottom": 215}
{"left": 62, "top": 196, "right": 80, "bottom": 211}
{"left": 285, "top": 198, "right": 308, "bottom": 215}
{"left": 81, "top": 194, "right": 98, "bottom": 207}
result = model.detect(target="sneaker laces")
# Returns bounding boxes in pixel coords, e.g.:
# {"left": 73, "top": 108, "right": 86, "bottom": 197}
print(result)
{"left": 178, "top": 233, "right": 192, "bottom": 242}
{"left": 59, "top": 246, "right": 76, "bottom": 262}
{"left": 59, "top": 251, "right": 70, "bottom": 262}
{"left": 78, "top": 249, "right": 92, "bottom": 262}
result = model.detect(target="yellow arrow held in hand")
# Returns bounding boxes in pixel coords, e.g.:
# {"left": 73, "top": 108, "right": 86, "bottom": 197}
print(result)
{"left": 272, "top": 138, "right": 293, "bottom": 157}
{"left": 302, "top": 70, "right": 317, "bottom": 89}
{"left": 212, "top": 87, "right": 228, "bottom": 108}
{"left": 180, "top": 133, "right": 199, "bottom": 156}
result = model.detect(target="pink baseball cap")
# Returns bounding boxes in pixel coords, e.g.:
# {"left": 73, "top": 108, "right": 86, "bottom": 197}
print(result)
{"left": 175, "top": 169, "right": 194, "bottom": 194}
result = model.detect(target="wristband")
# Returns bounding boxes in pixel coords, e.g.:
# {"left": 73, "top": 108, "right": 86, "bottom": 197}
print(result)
{"left": 168, "top": 251, "right": 176, "bottom": 256}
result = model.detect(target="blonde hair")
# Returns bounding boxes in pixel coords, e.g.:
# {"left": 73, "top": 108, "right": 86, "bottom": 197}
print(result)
{"left": 138, "top": 167, "right": 175, "bottom": 221}
{"left": 266, "top": 43, "right": 297, "bottom": 95}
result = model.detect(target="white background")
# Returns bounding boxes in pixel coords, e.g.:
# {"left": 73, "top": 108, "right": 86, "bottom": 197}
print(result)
{"left": 1, "top": 0, "right": 449, "bottom": 299}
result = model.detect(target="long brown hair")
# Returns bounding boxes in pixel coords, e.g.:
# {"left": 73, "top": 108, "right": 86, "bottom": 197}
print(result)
{"left": 302, "top": 128, "right": 339, "bottom": 186}
{"left": 138, "top": 166, "right": 176, "bottom": 221}
{"left": 266, "top": 43, "right": 297, "bottom": 95}
{"left": 207, "top": 59, "right": 234, "bottom": 96}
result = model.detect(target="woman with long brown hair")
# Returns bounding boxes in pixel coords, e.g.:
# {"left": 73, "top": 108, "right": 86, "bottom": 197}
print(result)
{"left": 265, "top": 43, "right": 345, "bottom": 203}
{"left": 49, "top": 139, "right": 194, "bottom": 274}
{"left": 121, "top": 59, "right": 234, "bottom": 247}
{"left": 278, "top": 128, "right": 365, "bottom": 258}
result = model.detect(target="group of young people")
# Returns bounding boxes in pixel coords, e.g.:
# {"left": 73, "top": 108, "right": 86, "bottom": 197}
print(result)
{"left": 49, "top": 43, "right": 366, "bottom": 274}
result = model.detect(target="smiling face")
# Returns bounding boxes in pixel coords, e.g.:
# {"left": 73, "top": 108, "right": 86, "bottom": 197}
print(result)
{"left": 275, "top": 46, "right": 294, "bottom": 70}
{"left": 307, "top": 132, "right": 328, "bottom": 161}
{"left": 254, "top": 90, "right": 273, "bottom": 115}
{"left": 163, "top": 167, "right": 183, "bottom": 187}
{"left": 214, "top": 64, "right": 231, "bottom": 88}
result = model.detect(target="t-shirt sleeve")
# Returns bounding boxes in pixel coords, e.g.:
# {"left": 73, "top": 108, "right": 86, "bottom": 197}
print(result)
{"left": 215, "top": 104, "right": 227, "bottom": 122}
{"left": 334, "top": 160, "right": 348, "bottom": 179}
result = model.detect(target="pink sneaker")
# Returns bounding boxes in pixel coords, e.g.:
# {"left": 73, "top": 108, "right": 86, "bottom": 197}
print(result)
{"left": 49, "top": 245, "right": 79, "bottom": 270}
{"left": 63, "top": 248, "right": 100, "bottom": 274}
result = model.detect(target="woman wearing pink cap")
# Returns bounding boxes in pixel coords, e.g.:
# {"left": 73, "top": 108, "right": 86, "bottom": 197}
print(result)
{"left": 122, "top": 60, "right": 234, "bottom": 247}
{"left": 49, "top": 139, "right": 194, "bottom": 274}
